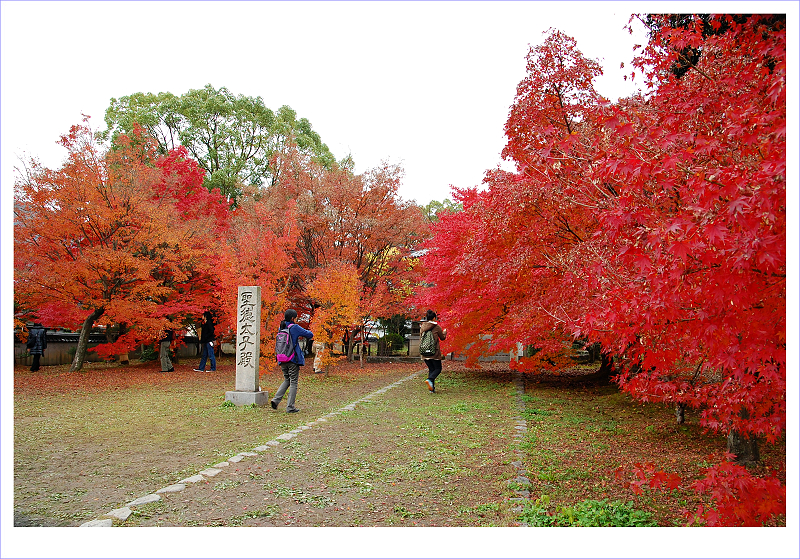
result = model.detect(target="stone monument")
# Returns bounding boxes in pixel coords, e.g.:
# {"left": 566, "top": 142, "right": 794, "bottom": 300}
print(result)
{"left": 225, "top": 286, "right": 270, "bottom": 406}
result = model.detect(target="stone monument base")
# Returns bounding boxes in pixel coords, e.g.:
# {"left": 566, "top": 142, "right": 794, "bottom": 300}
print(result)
{"left": 225, "top": 390, "right": 271, "bottom": 407}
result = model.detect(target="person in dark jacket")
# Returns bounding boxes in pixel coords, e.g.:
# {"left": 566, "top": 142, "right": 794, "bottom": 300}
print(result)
{"left": 420, "top": 310, "right": 447, "bottom": 393}
{"left": 26, "top": 323, "right": 47, "bottom": 372}
{"left": 194, "top": 311, "right": 216, "bottom": 372}
{"left": 270, "top": 309, "right": 314, "bottom": 413}
{"left": 159, "top": 329, "right": 175, "bottom": 373}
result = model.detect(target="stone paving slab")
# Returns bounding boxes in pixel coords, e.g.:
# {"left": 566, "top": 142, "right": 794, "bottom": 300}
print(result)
{"left": 178, "top": 474, "right": 205, "bottom": 484}
{"left": 253, "top": 441, "right": 280, "bottom": 451}
{"left": 156, "top": 483, "right": 186, "bottom": 494}
{"left": 80, "top": 518, "right": 113, "bottom": 527}
{"left": 102, "top": 507, "right": 132, "bottom": 521}
{"left": 509, "top": 370, "right": 532, "bottom": 525}
{"left": 103, "top": 507, "right": 133, "bottom": 522}
{"left": 127, "top": 494, "right": 160, "bottom": 507}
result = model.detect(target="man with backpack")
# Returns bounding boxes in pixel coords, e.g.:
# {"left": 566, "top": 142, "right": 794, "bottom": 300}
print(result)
{"left": 419, "top": 309, "right": 447, "bottom": 393}
{"left": 271, "top": 309, "right": 314, "bottom": 413}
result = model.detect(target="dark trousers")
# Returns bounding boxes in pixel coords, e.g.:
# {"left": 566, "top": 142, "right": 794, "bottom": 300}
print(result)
{"left": 425, "top": 359, "right": 442, "bottom": 383}
{"left": 30, "top": 354, "right": 41, "bottom": 372}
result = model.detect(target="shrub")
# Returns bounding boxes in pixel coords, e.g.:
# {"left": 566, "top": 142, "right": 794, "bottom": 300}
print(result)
{"left": 380, "top": 333, "right": 406, "bottom": 353}
{"left": 520, "top": 496, "right": 657, "bottom": 527}
{"left": 139, "top": 344, "right": 158, "bottom": 362}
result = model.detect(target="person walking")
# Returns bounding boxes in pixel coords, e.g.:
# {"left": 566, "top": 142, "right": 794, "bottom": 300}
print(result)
{"left": 159, "top": 329, "right": 175, "bottom": 372}
{"left": 26, "top": 322, "right": 47, "bottom": 372}
{"left": 271, "top": 309, "right": 314, "bottom": 413}
{"left": 194, "top": 311, "right": 216, "bottom": 372}
{"left": 420, "top": 310, "right": 447, "bottom": 393}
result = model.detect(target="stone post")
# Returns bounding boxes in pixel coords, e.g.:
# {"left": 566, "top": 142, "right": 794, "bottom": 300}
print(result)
{"left": 512, "top": 342, "right": 524, "bottom": 362}
{"left": 225, "top": 286, "right": 270, "bottom": 406}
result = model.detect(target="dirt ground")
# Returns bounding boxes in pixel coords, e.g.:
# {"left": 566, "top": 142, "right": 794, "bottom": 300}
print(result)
{"left": 13, "top": 359, "right": 786, "bottom": 534}
{"left": 14, "top": 362, "right": 522, "bottom": 528}
{"left": 120, "top": 369, "right": 520, "bottom": 527}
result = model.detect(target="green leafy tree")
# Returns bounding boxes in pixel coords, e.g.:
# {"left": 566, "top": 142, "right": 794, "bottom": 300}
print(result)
{"left": 422, "top": 198, "right": 462, "bottom": 223}
{"left": 102, "top": 84, "right": 334, "bottom": 205}
{"left": 378, "top": 314, "right": 410, "bottom": 337}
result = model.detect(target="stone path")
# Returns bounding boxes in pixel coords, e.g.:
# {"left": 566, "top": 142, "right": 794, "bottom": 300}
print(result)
{"left": 79, "top": 371, "right": 425, "bottom": 527}
{"left": 79, "top": 368, "right": 531, "bottom": 527}
{"left": 509, "top": 370, "right": 532, "bottom": 525}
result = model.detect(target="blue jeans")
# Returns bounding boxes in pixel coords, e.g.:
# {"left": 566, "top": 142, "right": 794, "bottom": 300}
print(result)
{"left": 198, "top": 342, "right": 216, "bottom": 371}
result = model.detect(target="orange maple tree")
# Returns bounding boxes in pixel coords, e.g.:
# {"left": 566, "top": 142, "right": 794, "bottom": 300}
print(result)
{"left": 266, "top": 145, "right": 428, "bottom": 357}
{"left": 307, "top": 261, "right": 360, "bottom": 374}
{"left": 211, "top": 188, "right": 298, "bottom": 363}
{"left": 14, "top": 119, "right": 227, "bottom": 370}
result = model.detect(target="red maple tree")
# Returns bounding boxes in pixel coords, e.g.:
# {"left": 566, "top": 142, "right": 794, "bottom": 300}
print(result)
{"left": 418, "top": 15, "right": 786, "bottom": 525}
{"left": 417, "top": 30, "right": 609, "bottom": 368}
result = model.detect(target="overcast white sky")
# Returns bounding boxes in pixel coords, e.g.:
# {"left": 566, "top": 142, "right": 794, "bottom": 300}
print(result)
{"left": 2, "top": 2, "right": 798, "bottom": 557}
{"left": 0, "top": 1, "right": 654, "bottom": 207}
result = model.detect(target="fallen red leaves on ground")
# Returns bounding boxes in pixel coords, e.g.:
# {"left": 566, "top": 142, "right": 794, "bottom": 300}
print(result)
{"left": 14, "top": 358, "right": 425, "bottom": 396}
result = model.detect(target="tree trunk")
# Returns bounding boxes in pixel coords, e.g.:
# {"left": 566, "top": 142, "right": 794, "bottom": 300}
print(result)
{"left": 727, "top": 408, "right": 760, "bottom": 463}
{"left": 70, "top": 307, "right": 104, "bottom": 372}
{"left": 596, "top": 352, "right": 615, "bottom": 380}
{"left": 675, "top": 403, "right": 686, "bottom": 424}
{"left": 727, "top": 429, "right": 760, "bottom": 463}
{"left": 358, "top": 325, "right": 364, "bottom": 368}
{"left": 347, "top": 332, "right": 355, "bottom": 363}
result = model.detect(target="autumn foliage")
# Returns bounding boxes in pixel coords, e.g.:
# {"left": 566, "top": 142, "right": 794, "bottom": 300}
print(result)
{"left": 307, "top": 262, "right": 360, "bottom": 373}
{"left": 15, "top": 118, "right": 427, "bottom": 372}
{"left": 14, "top": 121, "right": 227, "bottom": 369}
{"left": 264, "top": 145, "right": 427, "bottom": 357}
{"left": 418, "top": 15, "right": 785, "bottom": 525}
{"left": 14, "top": 14, "right": 785, "bottom": 526}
